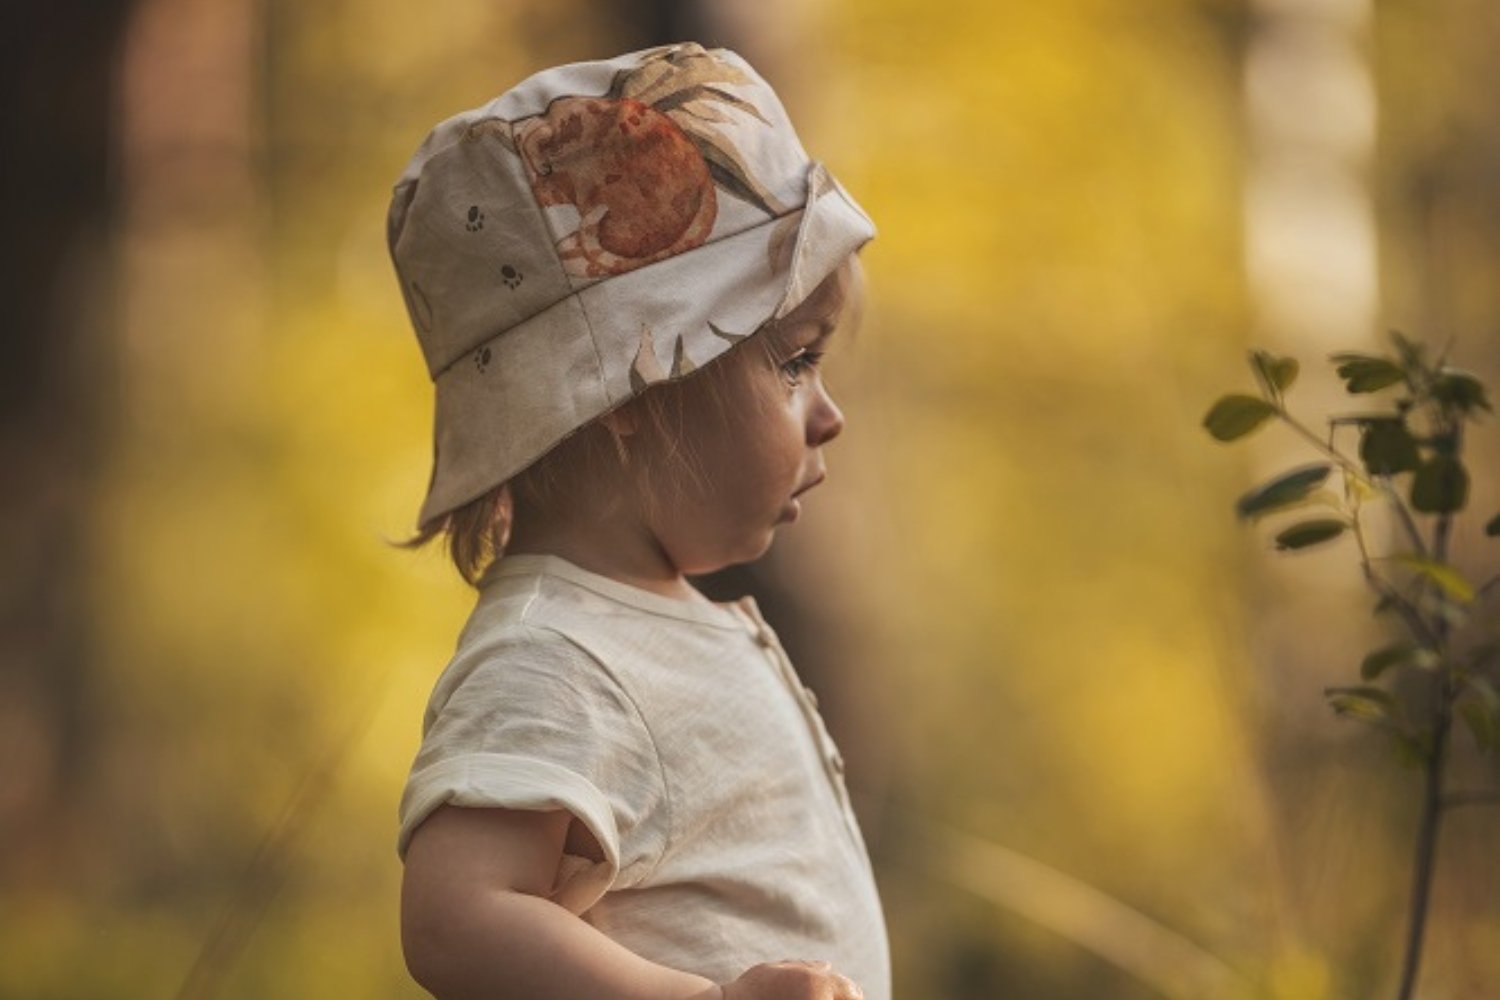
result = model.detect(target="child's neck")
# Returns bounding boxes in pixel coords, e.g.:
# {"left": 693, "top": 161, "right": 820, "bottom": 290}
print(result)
{"left": 505, "top": 517, "right": 704, "bottom": 604}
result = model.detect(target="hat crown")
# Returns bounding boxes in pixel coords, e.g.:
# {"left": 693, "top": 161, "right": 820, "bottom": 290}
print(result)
{"left": 389, "top": 44, "right": 812, "bottom": 378}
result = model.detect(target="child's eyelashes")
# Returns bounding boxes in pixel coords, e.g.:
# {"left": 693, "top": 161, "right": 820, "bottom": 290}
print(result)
{"left": 780, "top": 349, "right": 824, "bottom": 384}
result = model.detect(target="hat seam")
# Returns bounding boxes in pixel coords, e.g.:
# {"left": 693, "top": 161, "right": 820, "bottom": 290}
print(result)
{"left": 505, "top": 109, "right": 616, "bottom": 410}
{"left": 426, "top": 203, "right": 805, "bottom": 382}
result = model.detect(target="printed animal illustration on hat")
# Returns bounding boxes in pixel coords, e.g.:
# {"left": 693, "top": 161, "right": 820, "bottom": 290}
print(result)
{"left": 511, "top": 44, "right": 789, "bottom": 278}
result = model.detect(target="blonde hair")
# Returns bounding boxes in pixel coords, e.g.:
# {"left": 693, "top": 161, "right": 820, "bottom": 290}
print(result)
{"left": 399, "top": 254, "right": 864, "bottom": 587}
{"left": 397, "top": 355, "right": 739, "bottom": 586}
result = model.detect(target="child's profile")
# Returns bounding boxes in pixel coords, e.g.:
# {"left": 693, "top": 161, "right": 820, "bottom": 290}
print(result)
{"left": 388, "top": 43, "right": 883, "bottom": 1000}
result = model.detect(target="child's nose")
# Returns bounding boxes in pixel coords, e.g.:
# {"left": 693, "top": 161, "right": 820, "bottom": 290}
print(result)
{"left": 808, "top": 383, "right": 845, "bottom": 446}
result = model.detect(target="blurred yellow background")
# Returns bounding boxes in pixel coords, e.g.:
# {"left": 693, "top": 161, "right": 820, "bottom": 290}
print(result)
{"left": 3, "top": 0, "right": 1498, "bottom": 997}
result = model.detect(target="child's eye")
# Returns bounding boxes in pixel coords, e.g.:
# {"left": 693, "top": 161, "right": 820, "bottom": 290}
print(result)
{"left": 780, "top": 350, "right": 823, "bottom": 384}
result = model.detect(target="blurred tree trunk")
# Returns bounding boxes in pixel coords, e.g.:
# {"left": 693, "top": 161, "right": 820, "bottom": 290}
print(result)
{"left": 603, "top": 2, "right": 833, "bottom": 684}
{"left": 608, "top": 0, "right": 888, "bottom": 833}
{"left": 603, "top": 0, "right": 711, "bottom": 49}
{"left": 0, "top": 0, "right": 132, "bottom": 876}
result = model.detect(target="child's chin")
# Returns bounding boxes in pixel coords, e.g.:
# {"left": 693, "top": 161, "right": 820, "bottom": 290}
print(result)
{"left": 687, "top": 532, "right": 778, "bottom": 576}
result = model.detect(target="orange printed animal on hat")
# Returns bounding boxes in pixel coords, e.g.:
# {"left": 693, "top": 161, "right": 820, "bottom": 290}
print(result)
{"left": 513, "top": 46, "right": 787, "bottom": 278}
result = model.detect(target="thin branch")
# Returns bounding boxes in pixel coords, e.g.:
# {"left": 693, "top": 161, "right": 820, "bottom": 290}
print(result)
{"left": 1349, "top": 513, "right": 1441, "bottom": 650}
{"left": 1277, "top": 409, "right": 1430, "bottom": 559}
{"left": 1381, "top": 486, "right": 1433, "bottom": 565}
{"left": 1279, "top": 409, "right": 1365, "bottom": 477}
{"left": 1395, "top": 505, "right": 1456, "bottom": 1000}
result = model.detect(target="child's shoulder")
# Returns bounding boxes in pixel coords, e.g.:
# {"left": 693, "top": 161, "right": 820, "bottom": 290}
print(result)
{"left": 436, "top": 554, "right": 755, "bottom": 708}
{"left": 425, "top": 579, "right": 627, "bottom": 735}
{"left": 436, "top": 555, "right": 670, "bottom": 695}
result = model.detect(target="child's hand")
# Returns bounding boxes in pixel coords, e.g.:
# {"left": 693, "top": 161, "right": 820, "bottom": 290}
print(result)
{"left": 718, "top": 960, "right": 863, "bottom": 1000}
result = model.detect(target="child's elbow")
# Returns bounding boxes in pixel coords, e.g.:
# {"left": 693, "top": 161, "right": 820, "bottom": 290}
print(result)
{"left": 401, "top": 903, "right": 456, "bottom": 996}
{"left": 401, "top": 883, "right": 485, "bottom": 999}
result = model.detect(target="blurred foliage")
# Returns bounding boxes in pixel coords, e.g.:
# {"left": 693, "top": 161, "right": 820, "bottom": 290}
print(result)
{"left": 2, "top": 0, "right": 1498, "bottom": 998}
{"left": 1204, "top": 336, "right": 1498, "bottom": 995}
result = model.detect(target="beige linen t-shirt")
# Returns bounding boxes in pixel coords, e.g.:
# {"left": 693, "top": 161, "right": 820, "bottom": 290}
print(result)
{"left": 398, "top": 554, "right": 890, "bottom": 998}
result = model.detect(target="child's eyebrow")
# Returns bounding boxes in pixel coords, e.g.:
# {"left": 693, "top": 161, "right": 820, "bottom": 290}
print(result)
{"left": 770, "top": 308, "right": 843, "bottom": 354}
{"left": 804, "top": 315, "right": 839, "bottom": 342}
{"left": 809, "top": 317, "right": 841, "bottom": 348}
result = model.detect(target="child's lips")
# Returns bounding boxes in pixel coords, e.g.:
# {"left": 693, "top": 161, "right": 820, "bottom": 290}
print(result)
{"left": 791, "top": 474, "right": 825, "bottom": 500}
{"left": 782, "top": 475, "right": 825, "bottom": 524}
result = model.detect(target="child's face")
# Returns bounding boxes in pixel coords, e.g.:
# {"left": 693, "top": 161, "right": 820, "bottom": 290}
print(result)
{"left": 639, "top": 260, "right": 854, "bottom": 576}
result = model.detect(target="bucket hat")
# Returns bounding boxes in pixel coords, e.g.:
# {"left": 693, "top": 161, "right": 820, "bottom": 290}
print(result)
{"left": 388, "top": 43, "right": 876, "bottom": 529}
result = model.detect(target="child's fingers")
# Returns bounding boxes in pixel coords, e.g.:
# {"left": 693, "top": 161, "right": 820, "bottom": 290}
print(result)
{"left": 794, "top": 961, "right": 861, "bottom": 999}
{"left": 828, "top": 972, "right": 863, "bottom": 999}
{"left": 724, "top": 959, "right": 863, "bottom": 999}
{"left": 780, "top": 959, "right": 864, "bottom": 995}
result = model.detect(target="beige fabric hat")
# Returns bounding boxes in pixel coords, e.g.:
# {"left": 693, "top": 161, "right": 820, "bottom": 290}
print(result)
{"left": 388, "top": 43, "right": 876, "bottom": 530}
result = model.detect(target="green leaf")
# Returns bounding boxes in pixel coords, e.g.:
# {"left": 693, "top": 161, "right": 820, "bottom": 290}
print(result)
{"left": 1330, "top": 353, "right": 1406, "bottom": 393}
{"left": 1487, "top": 513, "right": 1500, "bottom": 537}
{"left": 1203, "top": 395, "right": 1278, "bottom": 441}
{"left": 1360, "top": 643, "right": 1439, "bottom": 680}
{"left": 1459, "top": 700, "right": 1497, "bottom": 753}
{"left": 1249, "top": 350, "right": 1299, "bottom": 394}
{"left": 1410, "top": 455, "right": 1469, "bottom": 513}
{"left": 1389, "top": 330, "right": 1427, "bottom": 371}
{"left": 1275, "top": 519, "right": 1348, "bottom": 551}
{"left": 1392, "top": 731, "right": 1430, "bottom": 768}
{"left": 1462, "top": 674, "right": 1500, "bottom": 711}
{"left": 1395, "top": 553, "right": 1476, "bottom": 603}
{"left": 1417, "top": 588, "right": 1471, "bottom": 629}
{"left": 1325, "top": 684, "right": 1397, "bottom": 722}
{"left": 1357, "top": 418, "right": 1421, "bottom": 476}
{"left": 1431, "top": 368, "right": 1492, "bottom": 415}
{"left": 1234, "top": 464, "right": 1332, "bottom": 520}
{"left": 1361, "top": 645, "right": 1405, "bottom": 681}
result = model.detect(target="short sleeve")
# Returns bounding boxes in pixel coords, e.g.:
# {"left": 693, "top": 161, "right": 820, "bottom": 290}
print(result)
{"left": 398, "top": 622, "right": 668, "bottom": 914}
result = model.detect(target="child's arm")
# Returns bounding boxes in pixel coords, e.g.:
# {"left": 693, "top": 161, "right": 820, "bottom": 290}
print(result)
{"left": 401, "top": 805, "right": 864, "bottom": 1000}
{"left": 402, "top": 804, "right": 713, "bottom": 999}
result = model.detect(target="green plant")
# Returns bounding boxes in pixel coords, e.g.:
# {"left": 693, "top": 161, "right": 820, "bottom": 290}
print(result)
{"left": 1203, "top": 332, "right": 1500, "bottom": 1000}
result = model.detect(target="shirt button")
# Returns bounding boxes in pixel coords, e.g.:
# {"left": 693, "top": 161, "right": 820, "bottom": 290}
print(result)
{"left": 830, "top": 749, "right": 845, "bottom": 774}
{"left": 754, "top": 628, "right": 774, "bottom": 648}
{"left": 803, "top": 686, "right": 819, "bottom": 708}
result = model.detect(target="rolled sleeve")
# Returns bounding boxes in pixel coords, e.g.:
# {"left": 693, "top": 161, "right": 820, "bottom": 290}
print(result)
{"left": 398, "top": 753, "right": 622, "bottom": 913}
{"left": 397, "top": 623, "right": 668, "bottom": 912}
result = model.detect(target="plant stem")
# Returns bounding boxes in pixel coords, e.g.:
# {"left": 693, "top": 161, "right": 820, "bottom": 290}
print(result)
{"left": 1395, "top": 670, "right": 1453, "bottom": 1000}
{"left": 1349, "top": 516, "right": 1440, "bottom": 650}
{"left": 1395, "top": 445, "right": 1458, "bottom": 999}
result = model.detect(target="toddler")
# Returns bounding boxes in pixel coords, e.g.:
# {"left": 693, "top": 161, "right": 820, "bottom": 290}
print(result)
{"left": 389, "top": 43, "right": 885, "bottom": 1000}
